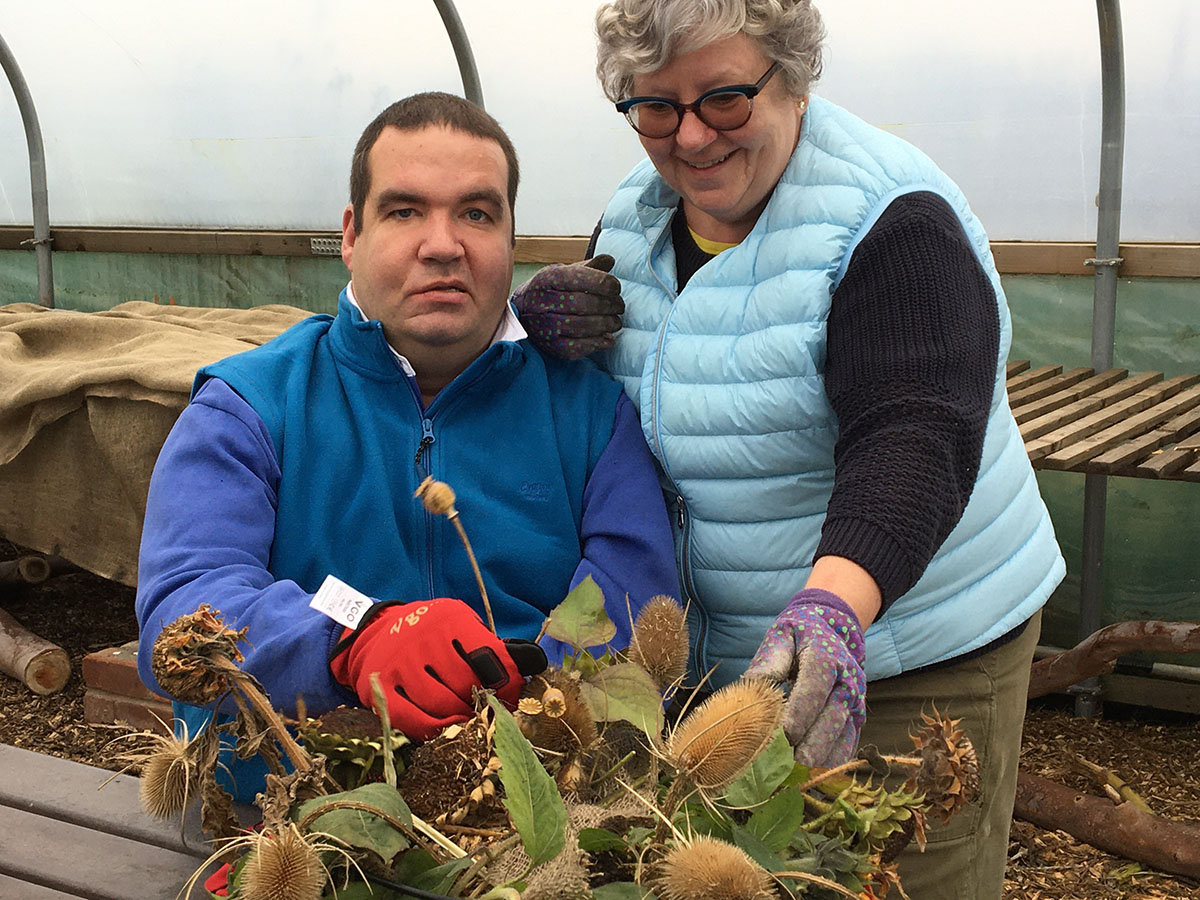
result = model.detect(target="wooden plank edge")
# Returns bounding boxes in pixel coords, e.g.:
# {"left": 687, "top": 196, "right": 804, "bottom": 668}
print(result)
{"left": 2, "top": 228, "right": 1198, "bottom": 274}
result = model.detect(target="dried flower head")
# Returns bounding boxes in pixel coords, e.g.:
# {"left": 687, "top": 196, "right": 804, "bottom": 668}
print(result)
{"left": 415, "top": 476, "right": 457, "bottom": 516}
{"left": 654, "top": 836, "right": 774, "bottom": 900}
{"left": 238, "top": 824, "right": 327, "bottom": 900}
{"left": 666, "top": 678, "right": 783, "bottom": 789}
{"left": 150, "top": 604, "right": 246, "bottom": 705}
{"left": 906, "top": 706, "right": 980, "bottom": 824}
{"left": 628, "top": 595, "right": 690, "bottom": 689}
{"left": 138, "top": 729, "right": 198, "bottom": 819}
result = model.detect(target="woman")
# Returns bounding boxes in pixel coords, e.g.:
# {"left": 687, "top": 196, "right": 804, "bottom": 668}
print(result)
{"left": 514, "top": 2, "right": 1064, "bottom": 897}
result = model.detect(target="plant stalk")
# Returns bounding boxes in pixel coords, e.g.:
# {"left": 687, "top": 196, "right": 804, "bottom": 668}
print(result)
{"left": 449, "top": 512, "right": 496, "bottom": 633}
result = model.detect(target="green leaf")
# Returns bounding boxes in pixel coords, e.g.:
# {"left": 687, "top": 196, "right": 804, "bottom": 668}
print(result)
{"left": 780, "top": 760, "right": 812, "bottom": 788}
{"left": 577, "top": 662, "right": 664, "bottom": 737}
{"left": 730, "top": 822, "right": 788, "bottom": 873}
{"left": 545, "top": 575, "right": 616, "bottom": 649}
{"left": 722, "top": 728, "right": 794, "bottom": 808}
{"left": 591, "top": 883, "right": 657, "bottom": 900}
{"left": 746, "top": 788, "right": 808, "bottom": 853}
{"left": 293, "top": 782, "right": 413, "bottom": 861}
{"left": 487, "top": 694, "right": 568, "bottom": 866}
{"left": 390, "top": 848, "right": 440, "bottom": 884}
{"left": 577, "top": 827, "right": 629, "bottom": 853}
{"left": 320, "top": 881, "right": 392, "bottom": 900}
{"left": 406, "top": 856, "right": 473, "bottom": 894}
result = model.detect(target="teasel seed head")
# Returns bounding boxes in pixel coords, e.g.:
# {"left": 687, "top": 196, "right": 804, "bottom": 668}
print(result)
{"left": 628, "top": 595, "right": 690, "bottom": 689}
{"left": 150, "top": 604, "right": 246, "bottom": 704}
{"left": 238, "top": 824, "right": 326, "bottom": 900}
{"left": 654, "top": 836, "right": 775, "bottom": 900}
{"left": 666, "top": 678, "right": 783, "bottom": 789}
{"left": 138, "top": 730, "right": 197, "bottom": 819}
{"left": 415, "top": 476, "right": 457, "bottom": 516}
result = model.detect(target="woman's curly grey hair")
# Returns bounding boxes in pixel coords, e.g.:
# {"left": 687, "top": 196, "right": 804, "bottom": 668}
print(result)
{"left": 595, "top": 0, "right": 825, "bottom": 103}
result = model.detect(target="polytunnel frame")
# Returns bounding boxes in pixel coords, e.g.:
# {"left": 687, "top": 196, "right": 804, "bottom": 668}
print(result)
{"left": 2, "top": 3, "right": 1138, "bottom": 710}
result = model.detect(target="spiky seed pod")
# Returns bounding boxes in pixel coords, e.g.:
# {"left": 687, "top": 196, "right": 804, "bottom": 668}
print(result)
{"left": 628, "top": 594, "right": 690, "bottom": 689}
{"left": 654, "top": 836, "right": 775, "bottom": 900}
{"left": 906, "top": 708, "right": 980, "bottom": 824}
{"left": 237, "top": 825, "right": 326, "bottom": 900}
{"left": 138, "top": 732, "right": 196, "bottom": 819}
{"left": 415, "top": 476, "right": 457, "bottom": 516}
{"left": 666, "top": 678, "right": 784, "bottom": 789}
{"left": 150, "top": 604, "right": 247, "bottom": 704}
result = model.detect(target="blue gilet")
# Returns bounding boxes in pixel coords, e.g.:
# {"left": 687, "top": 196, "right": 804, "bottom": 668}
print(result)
{"left": 595, "top": 96, "right": 1065, "bottom": 685}
{"left": 198, "top": 291, "right": 623, "bottom": 635}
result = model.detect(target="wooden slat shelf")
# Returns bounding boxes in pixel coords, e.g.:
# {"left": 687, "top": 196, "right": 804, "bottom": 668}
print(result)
{"left": 0, "top": 743, "right": 256, "bottom": 900}
{"left": 1008, "top": 362, "right": 1200, "bottom": 481}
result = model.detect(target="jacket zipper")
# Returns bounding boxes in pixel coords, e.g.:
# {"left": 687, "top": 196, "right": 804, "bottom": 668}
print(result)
{"left": 413, "top": 411, "right": 436, "bottom": 601}
{"left": 642, "top": 238, "right": 708, "bottom": 675}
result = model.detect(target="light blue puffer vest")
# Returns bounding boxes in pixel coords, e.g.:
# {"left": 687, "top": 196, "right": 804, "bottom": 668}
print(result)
{"left": 595, "top": 96, "right": 1065, "bottom": 686}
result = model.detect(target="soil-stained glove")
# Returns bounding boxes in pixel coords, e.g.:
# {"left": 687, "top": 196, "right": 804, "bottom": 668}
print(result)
{"left": 329, "top": 598, "right": 545, "bottom": 740}
{"left": 743, "top": 588, "right": 867, "bottom": 767}
{"left": 511, "top": 254, "right": 624, "bottom": 360}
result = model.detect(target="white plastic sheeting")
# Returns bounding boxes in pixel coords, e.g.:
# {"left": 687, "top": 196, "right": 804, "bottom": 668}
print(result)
{"left": 0, "top": 1, "right": 1196, "bottom": 240}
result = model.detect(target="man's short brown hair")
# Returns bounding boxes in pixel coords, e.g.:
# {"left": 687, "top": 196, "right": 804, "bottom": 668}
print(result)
{"left": 349, "top": 92, "right": 520, "bottom": 235}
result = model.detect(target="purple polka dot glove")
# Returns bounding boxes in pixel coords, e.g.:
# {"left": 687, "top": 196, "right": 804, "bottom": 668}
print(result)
{"left": 743, "top": 588, "right": 867, "bottom": 767}
{"left": 510, "top": 255, "right": 625, "bottom": 360}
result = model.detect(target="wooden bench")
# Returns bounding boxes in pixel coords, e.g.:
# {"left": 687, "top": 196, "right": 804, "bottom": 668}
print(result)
{"left": 0, "top": 743, "right": 256, "bottom": 900}
{"left": 1007, "top": 361, "right": 1200, "bottom": 481}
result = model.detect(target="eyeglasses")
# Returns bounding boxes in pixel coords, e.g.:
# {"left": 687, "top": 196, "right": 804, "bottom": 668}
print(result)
{"left": 616, "top": 62, "right": 781, "bottom": 139}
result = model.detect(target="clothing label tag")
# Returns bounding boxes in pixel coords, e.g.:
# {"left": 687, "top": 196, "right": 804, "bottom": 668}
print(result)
{"left": 309, "top": 574, "right": 373, "bottom": 629}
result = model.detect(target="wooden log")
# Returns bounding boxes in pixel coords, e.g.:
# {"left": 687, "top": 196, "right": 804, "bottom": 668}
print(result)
{"left": 1029, "top": 620, "right": 1200, "bottom": 699}
{"left": 0, "top": 555, "right": 52, "bottom": 585}
{"left": 0, "top": 606, "right": 71, "bottom": 694}
{"left": 1015, "top": 771, "right": 1200, "bottom": 879}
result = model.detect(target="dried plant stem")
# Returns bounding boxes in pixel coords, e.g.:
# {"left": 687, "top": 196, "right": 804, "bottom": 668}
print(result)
{"left": 412, "top": 812, "right": 469, "bottom": 859}
{"left": 449, "top": 512, "right": 495, "bottom": 633}
{"left": 211, "top": 656, "right": 316, "bottom": 778}
{"left": 795, "top": 754, "right": 921, "bottom": 793}
{"left": 772, "top": 870, "right": 863, "bottom": 899}
{"left": 455, "top": 831, "right": 524, "bottom": 896}
{"left": 653, "top": 776, "right": 696, "bottom": 843}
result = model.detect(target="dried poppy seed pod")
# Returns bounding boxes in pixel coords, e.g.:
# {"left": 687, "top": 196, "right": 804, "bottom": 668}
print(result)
{"left": 137, "top": 731, "right": 196, "bottom": 819}
{"left": 517, "top": 697, "right": 544, "bottom": 716}
{"left": 238, "top": 825, "right": 327, "bottom": 900}
{"left": 415, "top": 476, "right": 457, "bottom": 517}
{"left": 654, "top": 836, "right": 774, "bottom": 900}
{"left": 666, "top": 678, "right": 783, "bottom": 790}
{"left": 518, "top": 670, "right": 596, "bottom": 754}
{"left": 541, "top": 687, "right": 567, "bottom": 718}
{"left": 628, "top": 594, "right": 689, "bottom": 689}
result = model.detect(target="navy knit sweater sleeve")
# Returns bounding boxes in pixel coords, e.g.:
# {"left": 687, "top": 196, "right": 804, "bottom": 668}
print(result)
{"left": 816, "top": 191, "right": 1000, "bottom": 610}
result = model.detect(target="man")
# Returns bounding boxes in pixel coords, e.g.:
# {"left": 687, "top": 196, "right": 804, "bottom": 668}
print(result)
{"left": 135, "top": 93, "right": 678, "bottom": 789}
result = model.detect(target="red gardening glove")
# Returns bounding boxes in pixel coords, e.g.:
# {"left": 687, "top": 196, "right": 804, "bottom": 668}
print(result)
{"left": 329, "top": 598, "right": 534, "bottom": 741}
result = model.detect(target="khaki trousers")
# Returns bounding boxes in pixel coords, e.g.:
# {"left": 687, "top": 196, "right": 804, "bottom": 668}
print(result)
{"left": 858, "top": 610, "right": 1041, "bottom": 900}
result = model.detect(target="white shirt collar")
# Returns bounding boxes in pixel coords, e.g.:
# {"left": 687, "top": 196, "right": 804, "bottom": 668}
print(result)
{"left": 345, "top": 282, "right": 527, "bottom": 378}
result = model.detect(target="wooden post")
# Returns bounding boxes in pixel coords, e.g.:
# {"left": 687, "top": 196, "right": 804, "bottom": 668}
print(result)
{"left": 0, "top": 606, "right": 70, "bottom": 694}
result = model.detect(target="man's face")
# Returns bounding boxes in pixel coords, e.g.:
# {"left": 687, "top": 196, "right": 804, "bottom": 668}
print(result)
{"left": 342, "top": 125, "right": 514, "bottom": 363}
